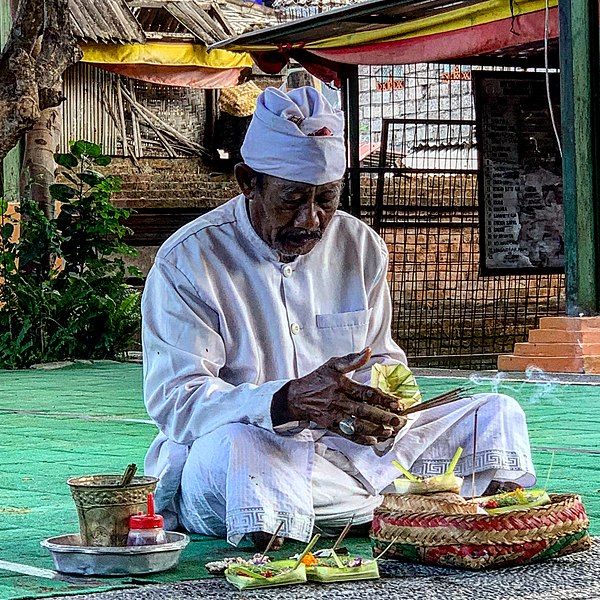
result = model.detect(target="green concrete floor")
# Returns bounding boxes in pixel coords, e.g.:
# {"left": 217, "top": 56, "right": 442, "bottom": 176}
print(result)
{"left": 0, "top": 362, "right": 597, "bottom": 599}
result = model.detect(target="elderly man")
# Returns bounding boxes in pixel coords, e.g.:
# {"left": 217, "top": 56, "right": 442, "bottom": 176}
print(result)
{"left": 142, "top": 86, "right": 535, "bottom": 548}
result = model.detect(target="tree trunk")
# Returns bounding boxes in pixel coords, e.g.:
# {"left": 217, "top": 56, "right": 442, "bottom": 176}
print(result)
{"left": 21, "top": 106, "right": 61, "bottom": 218}
{"left": 0, "top": 0, "right": 81, "bottom": 161}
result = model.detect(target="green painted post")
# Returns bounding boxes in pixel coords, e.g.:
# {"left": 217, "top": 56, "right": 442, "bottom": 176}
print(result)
{"left": 559, "top": 0, "right": 600, "bottom": 315}
{"left": 0, "top": 0, "right": 21, "bottom": 202}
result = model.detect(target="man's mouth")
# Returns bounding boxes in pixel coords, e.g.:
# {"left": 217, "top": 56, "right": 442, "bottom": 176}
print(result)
{"left": 279, "top": 231, "right": 322, "bottom": 247}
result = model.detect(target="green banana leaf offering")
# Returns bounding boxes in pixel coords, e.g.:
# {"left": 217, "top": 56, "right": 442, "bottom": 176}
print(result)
{"left": 224, "top": 533, "right": 320, "bottom": 590}
{"left": 304, "top": 551, "right": 380, "bottom": 583}
{"left": 371, "top": 363, "right": 422, "bottom": 407}
{"left": 225, "top": 560, "right": 306, "bottom": 590}
{"left": 481, "top": 488, "right": 551, "bottom": 514}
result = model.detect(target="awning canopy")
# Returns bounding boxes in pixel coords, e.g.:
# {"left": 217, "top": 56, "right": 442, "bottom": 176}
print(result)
{"left": 81, "top": 42, "right": 253, "bottom": 88}
{"left": 210, "top": 0, "right": 559, "bottom": 84}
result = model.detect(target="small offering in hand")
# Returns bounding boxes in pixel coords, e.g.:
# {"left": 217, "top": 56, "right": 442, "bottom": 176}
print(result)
{"left": 371, "top": 363, "right": 422, "bottom": 408}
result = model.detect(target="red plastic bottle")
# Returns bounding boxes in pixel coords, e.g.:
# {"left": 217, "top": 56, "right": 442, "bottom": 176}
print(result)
{"left": 127, "top": 493, "right": 167, "bottom": 546}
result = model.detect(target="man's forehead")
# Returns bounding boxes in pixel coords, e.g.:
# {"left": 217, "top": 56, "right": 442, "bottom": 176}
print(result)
{"left": 263, "top": 173, "right": 343, "bottom": 193}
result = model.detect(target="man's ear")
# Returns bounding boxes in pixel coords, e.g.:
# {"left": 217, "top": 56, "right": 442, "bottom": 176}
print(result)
{"left": 234, "top": 163, "right": 258, "bottom": 199}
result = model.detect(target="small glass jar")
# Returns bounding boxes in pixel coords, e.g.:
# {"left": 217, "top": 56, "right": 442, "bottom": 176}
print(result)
{"left": 127, "top": 524, "right": 167, "bottom": 546}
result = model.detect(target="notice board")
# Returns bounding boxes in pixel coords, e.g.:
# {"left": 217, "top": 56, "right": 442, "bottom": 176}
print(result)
{"left": 473, "top": 71, "right": 563, "bottom": 275}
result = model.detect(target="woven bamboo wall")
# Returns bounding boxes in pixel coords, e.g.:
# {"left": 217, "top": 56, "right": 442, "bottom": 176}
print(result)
{"left": 60, "top": 63, "right": 207, "bottom": 158}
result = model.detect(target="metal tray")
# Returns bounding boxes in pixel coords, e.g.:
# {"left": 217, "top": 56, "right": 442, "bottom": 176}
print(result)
{"left": 41, "top": 531, "right": 189, "bottom": 576}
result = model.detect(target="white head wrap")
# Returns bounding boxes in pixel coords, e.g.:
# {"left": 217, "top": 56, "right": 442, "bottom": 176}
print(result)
{"left": 241, "top": 86, "right": 346, "bottom": 186}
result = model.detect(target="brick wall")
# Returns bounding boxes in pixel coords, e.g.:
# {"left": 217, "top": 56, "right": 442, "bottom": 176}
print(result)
{"left": 110, "top": 157, "right": 240, "bottom": 274}
{"left": 364, "top": 173, "right": 564, "bottom": 367}
{"left": 111, "top": 158, "right": 239, "bottom": 210}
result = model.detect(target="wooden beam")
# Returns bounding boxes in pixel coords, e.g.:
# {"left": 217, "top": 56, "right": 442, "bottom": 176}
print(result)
{"left": 343, "top": 64, "right": 361, "bottom": 218}
{"left": 559, "top": 0, "right": 600, "bottom": 314}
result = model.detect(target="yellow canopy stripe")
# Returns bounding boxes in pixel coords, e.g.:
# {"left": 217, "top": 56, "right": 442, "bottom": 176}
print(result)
{"left": 81, "top": 42, "right": 253, "bottom": 69}
{"left": 226, "top": 0, "right": 557, "bottom": 52}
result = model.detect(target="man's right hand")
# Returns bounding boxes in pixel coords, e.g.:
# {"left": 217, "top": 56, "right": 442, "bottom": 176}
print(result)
{"left": 271, "top": 348, "right": 406, "bottom": 445}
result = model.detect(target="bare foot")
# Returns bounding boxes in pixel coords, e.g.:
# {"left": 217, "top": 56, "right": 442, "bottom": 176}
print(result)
{"left": 250, "top": 531, "right": 285, "bottom": 552}
{"left": 483, "top": 480, "right": 521, "bottom": 496}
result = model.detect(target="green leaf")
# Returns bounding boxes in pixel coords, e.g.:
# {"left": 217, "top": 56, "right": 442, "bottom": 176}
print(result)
{"left": 94, "top": 155, "right": 112, "bottom": 166}
{"left": 127, "top": 266, "right": 143, "bottom": 278}
{"left": 1, "top": 223, "right": 14, "bottom": 239}
{"left": 0, "top": 198, "right": 8, "bottom": 215}
{"left": 77, "top": 170, "right": 105, "bottom": 187}
{"left": 54, "top": 153, "right": 79, "bottom": 168}
{"left": 49, "top": 184, "right": 77, "bottom": 201}
{"left": 71, "top": 140, "right": 102, "bottom": 158}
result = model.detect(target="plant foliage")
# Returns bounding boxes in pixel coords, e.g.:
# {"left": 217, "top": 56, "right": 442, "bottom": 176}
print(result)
{"left": 0, "top": 141, "right": 141, "bottom": 369}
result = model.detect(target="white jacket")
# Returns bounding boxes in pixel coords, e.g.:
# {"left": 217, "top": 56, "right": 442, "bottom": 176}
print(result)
{"left": 142, "top": 195, "right": 407, "bottom": 515}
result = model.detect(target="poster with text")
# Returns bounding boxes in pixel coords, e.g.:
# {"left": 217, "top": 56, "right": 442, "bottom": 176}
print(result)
{"left": 474, "top": 72, "right": 563, "bottom": 275}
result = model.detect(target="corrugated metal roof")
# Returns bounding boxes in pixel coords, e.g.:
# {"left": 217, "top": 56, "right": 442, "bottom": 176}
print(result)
{"left": 211, "top": 0, "right": 484, "bottom": 49}
{"left": 69, "top": 0, "right": 146, "bottom": 44}
{"left": 271, "top": 0, "right": 355, "bottom": 8}
{"left": 217, "top": 0, "right": 280, "bottom": 35}
{"left": 128, "top": 1, "right": 274, "bottom": 44}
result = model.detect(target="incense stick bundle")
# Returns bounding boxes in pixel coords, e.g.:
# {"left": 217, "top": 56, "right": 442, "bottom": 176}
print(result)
{"left": 399, "top": 387, "right": 472, "bottom": 416}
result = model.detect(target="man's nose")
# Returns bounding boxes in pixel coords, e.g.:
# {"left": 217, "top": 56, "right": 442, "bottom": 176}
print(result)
{"left": 295, "top": 202, "right": 320, "bottom": 230}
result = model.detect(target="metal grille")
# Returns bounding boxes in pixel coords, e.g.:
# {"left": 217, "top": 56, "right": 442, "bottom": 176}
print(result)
{"left": 358, "top": 64, "right": 565, "bottom": 369}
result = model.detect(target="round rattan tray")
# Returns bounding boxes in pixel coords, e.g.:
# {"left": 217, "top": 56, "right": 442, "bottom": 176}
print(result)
{"left": 370, "top": 493, "right": 591, "bottom": 569}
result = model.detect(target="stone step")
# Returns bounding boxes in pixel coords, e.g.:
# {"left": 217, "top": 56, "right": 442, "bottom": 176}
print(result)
{"left": 528, "top": 329, "right": 600, "bottom": 344}
{"left": 497, "top": 354, "right": 585, "bottom": 373}
{"left": 539, "top": 316, "right": 600, "bottom": 331}
{"left": 583, "top": 356, "right": 600, "bottom": 374}
{"left": 513, "top": 342, "right": 600, "bottom": 357}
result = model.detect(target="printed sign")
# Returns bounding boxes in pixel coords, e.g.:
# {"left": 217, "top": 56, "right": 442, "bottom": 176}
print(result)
{"left": 473, "top": 72, "right": 563, "bottom": 274}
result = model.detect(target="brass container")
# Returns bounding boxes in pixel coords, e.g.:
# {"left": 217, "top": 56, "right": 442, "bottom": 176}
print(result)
{"left": 68, "top": 475, "right": 158, "bottom": 547}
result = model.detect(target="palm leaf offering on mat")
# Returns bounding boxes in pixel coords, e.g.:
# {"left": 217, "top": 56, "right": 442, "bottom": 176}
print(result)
{"left": 295, "top": 522, "right": 380, "bottom": 583}
{"left": 223, "top": 535, "right": 320, "bottom": 590}
{"left": 224, "top": 560, "right": 307, "bottom": 591}
{"left": 301, "top": 553, "right": 380, "bottom": 583}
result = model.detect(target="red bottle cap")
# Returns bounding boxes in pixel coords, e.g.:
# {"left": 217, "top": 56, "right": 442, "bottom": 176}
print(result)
{"left": 129, "top": 493, "right": 164, "bottom": 529}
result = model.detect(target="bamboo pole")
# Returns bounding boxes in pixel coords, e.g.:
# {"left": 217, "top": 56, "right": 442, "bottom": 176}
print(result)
{"left": 115, "top": 78, "right": 130, "bottom": 158}
{"left": 128, "top": 81, "right": 144, "bottom": 158}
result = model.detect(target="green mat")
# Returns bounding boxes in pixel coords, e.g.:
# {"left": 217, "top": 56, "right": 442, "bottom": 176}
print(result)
{"left": 0, "top": 363, "right": 598, "bottom": 599}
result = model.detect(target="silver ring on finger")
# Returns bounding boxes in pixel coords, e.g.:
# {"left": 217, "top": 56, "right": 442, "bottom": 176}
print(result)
{"left": 339, "top": 416, "right": 356, "bottom": 436}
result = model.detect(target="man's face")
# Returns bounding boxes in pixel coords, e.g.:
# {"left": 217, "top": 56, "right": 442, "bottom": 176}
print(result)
{"left": 236, "top": 164, "right": 343, "bottom": 259}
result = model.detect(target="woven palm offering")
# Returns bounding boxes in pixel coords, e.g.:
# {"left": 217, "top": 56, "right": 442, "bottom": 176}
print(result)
{"left": 219, "top": 81, "right": 262, "bottom": 117}
{"left": 371, "top": 492, "right": 591, "bottom": 569}
{"left": 371, "top": 363, "right": 422, "bottom": 408}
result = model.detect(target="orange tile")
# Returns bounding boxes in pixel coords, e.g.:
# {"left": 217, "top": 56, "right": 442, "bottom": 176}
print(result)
{"left": 539, "top": 316, "right": 600, "bottom": 331}
{"left": 530, "top": 329, "right": 600, "bottom": 344}
{"left": 513, "top": 342, "right": 590, "bottom": 357}
{"left": 498, "top": 354, "right": 584, "bottom": 373}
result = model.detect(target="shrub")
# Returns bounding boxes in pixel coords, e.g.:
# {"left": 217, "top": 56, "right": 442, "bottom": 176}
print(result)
{"left": 0, "top": 140, "right": 141, "bottom": 369}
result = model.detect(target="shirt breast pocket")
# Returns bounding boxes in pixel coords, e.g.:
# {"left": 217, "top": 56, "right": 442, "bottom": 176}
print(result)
{"left": 315, "top": 308, "right": 372, "bottom": 355}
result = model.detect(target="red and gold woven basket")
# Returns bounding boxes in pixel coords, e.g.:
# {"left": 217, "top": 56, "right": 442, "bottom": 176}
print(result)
{"left": 371, "top": 493, "right": 591, "bottom": 569}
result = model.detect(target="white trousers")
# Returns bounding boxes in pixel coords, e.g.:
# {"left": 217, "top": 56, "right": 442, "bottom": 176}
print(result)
{"left": 175, "top": 394, "right": 535, "bottom": 545}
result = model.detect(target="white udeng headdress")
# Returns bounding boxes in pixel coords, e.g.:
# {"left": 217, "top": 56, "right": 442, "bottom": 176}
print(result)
{"left": 241, "top": 86, "right": 346, "bottom": 186}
